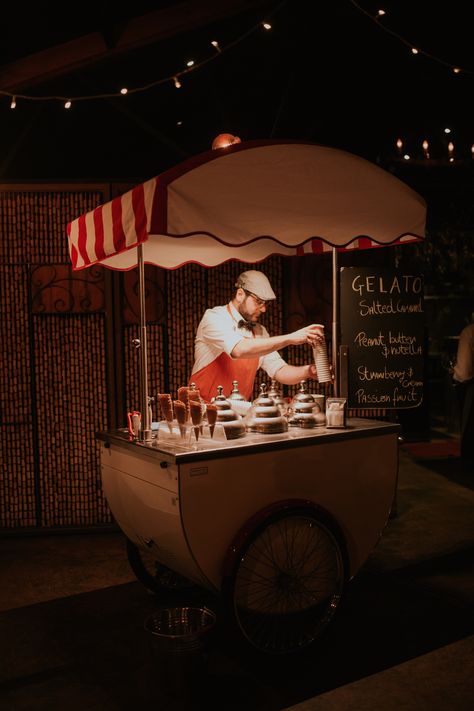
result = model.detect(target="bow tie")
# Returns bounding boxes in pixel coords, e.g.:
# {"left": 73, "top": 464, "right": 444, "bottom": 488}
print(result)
{"left": 238, "top": 319, "right": 255, "bottom": 331}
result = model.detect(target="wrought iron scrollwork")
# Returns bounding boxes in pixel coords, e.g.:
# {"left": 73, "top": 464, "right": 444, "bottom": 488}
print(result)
{"left": 31, "top": 264, "right": 105, "bottom": 314}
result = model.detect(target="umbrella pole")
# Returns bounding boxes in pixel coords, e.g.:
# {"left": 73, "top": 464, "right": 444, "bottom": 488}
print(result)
{"left": 137, "top": 244, "right": 152, "bottom": 442}
{"left": 332, "top": 247, "right": 339, "bottom": 397}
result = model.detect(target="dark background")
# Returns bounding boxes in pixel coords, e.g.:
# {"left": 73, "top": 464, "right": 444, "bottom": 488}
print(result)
{"left": 1, "top": 0, "right": 473, "bottom": 180}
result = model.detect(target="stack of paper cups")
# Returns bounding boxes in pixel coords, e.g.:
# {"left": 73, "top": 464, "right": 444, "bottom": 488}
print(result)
{"left": 313, "top": 336, "right": 332, "bottom": 383}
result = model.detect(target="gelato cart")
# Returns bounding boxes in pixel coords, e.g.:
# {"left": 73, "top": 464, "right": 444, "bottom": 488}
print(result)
{"left": 67, "top": 140, "right": 426, "bottom": 653}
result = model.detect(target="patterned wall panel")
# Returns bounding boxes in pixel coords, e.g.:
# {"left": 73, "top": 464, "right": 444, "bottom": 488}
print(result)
{"left": 33, "top": 314, "right": 111, "bottom": 526}
{"left": 167, "top": 263, "right": 208, "bottom": 400}
{"left": 0, "top": 187, "right": 110, "bottom": 530}
{"left": 0, "top": 190, "right": 105, "bottom": 264}
{"left": 0, "top": 266, "right": 35, "bottom": 526}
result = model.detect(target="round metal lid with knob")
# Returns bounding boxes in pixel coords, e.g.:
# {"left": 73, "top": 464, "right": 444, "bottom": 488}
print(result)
{"left": 245, "top": 383, "right": 288, "bottom": 434}
{"left": 211, "top": 385, "right": 246, "bottom": 438}
{"left": 288, "top": 381, "right": 324, "bottom": 428}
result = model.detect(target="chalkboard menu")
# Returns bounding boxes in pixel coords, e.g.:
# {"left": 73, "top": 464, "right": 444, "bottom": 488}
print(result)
{"left": 340, "top": 267, "right": 424, "bottom": 409}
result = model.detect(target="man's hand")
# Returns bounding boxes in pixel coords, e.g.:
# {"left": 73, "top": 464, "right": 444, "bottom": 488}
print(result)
{"left": 289, "top": 324, "right": 324, "bottom": 348}
{"left": 307, "top": 363, "right": 335, "bottom": 381}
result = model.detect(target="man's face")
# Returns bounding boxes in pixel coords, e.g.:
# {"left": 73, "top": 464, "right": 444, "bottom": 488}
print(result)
{"left": 237, "top": 289, "right": 269, "bottom": 324}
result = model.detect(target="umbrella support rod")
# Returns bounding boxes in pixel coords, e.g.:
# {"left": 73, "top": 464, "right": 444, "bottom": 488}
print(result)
{"left": 332, "top": 247, "right": 339, "bottom": 397}
{"left": 137, "top": 245, "right": 152, "bottom": 442}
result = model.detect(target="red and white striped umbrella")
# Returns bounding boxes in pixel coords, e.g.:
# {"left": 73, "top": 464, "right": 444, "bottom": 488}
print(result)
{"left": 67, "top": 140, "right": 426, "bottom": 271}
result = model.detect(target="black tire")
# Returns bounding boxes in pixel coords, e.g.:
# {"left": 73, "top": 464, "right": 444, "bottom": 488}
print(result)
{"left": 224, "top": 509, "right": 346, "bottom": 654}
{"left": 126, "top": 538, "right": 195, "bottom": 594}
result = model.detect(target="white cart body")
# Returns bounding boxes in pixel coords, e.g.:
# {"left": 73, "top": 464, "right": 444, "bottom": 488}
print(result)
{"left": 99, "top": 419, "right": 399, "bottom": 590}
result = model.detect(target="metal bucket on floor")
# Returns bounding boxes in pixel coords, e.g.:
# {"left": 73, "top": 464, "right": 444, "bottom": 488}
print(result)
{"left": 144, "top": 606, "right": 216, "bottom": 655}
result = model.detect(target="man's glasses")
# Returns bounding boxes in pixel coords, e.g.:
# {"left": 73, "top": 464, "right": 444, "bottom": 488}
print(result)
{"left": 244, "top": 289, "right": 268, "bottom": 308}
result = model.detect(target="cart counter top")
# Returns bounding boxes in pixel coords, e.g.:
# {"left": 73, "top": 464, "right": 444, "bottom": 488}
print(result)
{"left": 97, "top": 418, "right": 400, "bottom": 465}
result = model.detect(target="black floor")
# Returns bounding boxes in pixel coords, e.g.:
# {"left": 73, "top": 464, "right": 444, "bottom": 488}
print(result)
{"left": 1, "top": 442, "right": 473, "bottom": 710}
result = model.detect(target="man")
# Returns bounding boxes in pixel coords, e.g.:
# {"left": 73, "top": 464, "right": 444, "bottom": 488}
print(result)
{"left": 190, "top": 270, "right": 325, "bottom": 402}
{"left": 453, "top": 322, "right": 474, "bottom": 468}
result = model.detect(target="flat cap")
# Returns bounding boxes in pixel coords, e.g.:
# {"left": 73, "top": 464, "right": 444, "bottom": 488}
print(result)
{"left": 235, "top": 270, "right": 276, "bottom": 301}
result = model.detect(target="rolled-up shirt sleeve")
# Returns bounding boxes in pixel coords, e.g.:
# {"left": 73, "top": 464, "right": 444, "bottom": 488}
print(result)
{"left": 258, "top": 325, "right": 287, "bottom": 378}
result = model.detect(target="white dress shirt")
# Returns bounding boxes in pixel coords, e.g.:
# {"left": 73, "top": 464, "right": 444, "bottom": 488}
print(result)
{"left": 191, "top": 302, "right": 286, "bottom": 378}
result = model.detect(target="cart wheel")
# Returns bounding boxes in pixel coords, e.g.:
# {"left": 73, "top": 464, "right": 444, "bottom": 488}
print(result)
{"left": 126, "top": 538, "right": 195, "bottom": 594}
{"left": 224, "top": 509, "right": 346, "bottom": 654}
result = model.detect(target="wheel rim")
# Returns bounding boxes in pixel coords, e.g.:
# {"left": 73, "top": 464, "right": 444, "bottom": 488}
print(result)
{"left": 232, "top": 514, "right": 344, "bottom": 653}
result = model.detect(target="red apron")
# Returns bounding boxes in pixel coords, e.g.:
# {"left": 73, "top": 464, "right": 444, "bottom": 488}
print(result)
{"left": 190, "top": 305, "right": 259, "bottom": 402}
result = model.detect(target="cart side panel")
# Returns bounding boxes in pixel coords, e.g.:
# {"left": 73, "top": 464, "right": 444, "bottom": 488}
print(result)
{"left": 179, "top": 432, "right": 398, "bottom": 588}
{"left": 101, "top": 443, "right": 211, "bottom": 588}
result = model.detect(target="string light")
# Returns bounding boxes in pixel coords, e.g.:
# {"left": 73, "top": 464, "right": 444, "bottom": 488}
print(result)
{"left": 1, "top": 1, "right": 471, "bottom": 115}
{"left": 64, "top": 100, "right": 72, "bottom": 109}
{"left": 393, "top": 133, "right": 473, "bottom": 164}
{"left": 0, "top": 2, "right": 284, "bottom": 107}
{"left": 349, "top": 0, "right": 474, "bottom": 75}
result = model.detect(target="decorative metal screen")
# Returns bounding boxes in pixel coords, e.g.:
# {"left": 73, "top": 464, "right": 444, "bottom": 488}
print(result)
{"left": 0, "top": 187, "right": 110, "bottom": 529}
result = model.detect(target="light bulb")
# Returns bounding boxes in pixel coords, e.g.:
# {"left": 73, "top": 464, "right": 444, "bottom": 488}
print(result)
{"left": 64, "top": 100, "right": 72, "bottom": 109}
{"left": 173, "top": 77, "right": 182, "bottom": 89}
{"left": 120, "top": 88, "right": 128, "bottom": 95}
{"left": 262, "top": 22, "right": 272, "bottom": 30}
{"left": 411, "top": 47, "right": 419, "bottom": 55}
{"left": 10, "top": 96, "right": 16, "bottom": 109}
{"left": 186, "top": 60, "right": 194, "bottom": 67}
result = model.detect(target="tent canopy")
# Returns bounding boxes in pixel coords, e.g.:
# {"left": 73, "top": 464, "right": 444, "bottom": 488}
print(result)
{"left": 67, "top": 140, "right": 426, "bottom": 271}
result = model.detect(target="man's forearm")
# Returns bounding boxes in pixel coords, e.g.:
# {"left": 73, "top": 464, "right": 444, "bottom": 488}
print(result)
{"left": 274, "top": 364, "right": 315, "bottom": 384}
{"left": 231, "top": 334, "right": 294, "bottom": 358}
{"left": 231, "top": 323, "right": 324, "bottom": 358}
